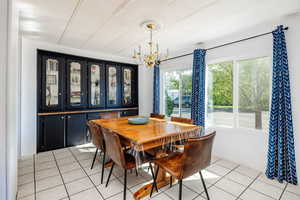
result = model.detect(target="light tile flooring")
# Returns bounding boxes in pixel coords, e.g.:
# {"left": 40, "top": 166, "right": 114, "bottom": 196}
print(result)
{"left": 17, "top": 144, "right": 300, "bottom": 200}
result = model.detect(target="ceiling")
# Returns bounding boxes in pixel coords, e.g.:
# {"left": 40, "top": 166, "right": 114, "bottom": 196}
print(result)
{"left": 19, "top": 0, "right": 300, "bottom": 59}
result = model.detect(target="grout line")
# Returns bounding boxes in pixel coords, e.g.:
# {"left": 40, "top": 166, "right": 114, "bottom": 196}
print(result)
{"left": 194, "top": 165, "right": 241, "bottom": 199}
{"left": 33, "top": 154, "right": 36, "bottom": 200}
{"left": 52, "top": 151, "right": 71, "bottom": 199}
{"left": 235, "top": 172, "right": 261, "bottom": 200}
{"left": 68, "top": 148, "right": 106, "bottom": 200}
{"left": 278, "top": 182, "right": 288, "bottom": 200}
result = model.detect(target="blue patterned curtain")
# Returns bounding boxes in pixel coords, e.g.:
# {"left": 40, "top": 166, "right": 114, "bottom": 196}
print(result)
{"left": 153, "top": 64, "right": 160, "bottom": 114}
{"left": 266, "top": 25, "right": 297, "bottom": 184}
{"left": 191, "top": 49, "right": 206, "bottom": 127}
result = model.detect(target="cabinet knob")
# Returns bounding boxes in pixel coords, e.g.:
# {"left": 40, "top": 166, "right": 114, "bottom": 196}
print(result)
{"left": 68, "top": 116, "right": 71, "bottom": 119}
{"left": 61, "top": 116, "right": 64, "bottom": 119}
{"left": 58, "top": 93, "right": 62, "bottom": 96}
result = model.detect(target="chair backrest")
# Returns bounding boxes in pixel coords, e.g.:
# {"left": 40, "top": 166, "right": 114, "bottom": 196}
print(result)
{"left": 86, "top": 120, "right": 105, "bottom": 151}
{"left": 180, "top": 131, "right": 216, "bottom": 179}
{"left": 99, "top": 112, "right": 120, "bottom": 119}
{"left": 101, "top": 127, "right": 126, "bottom": 168}
{"left": 150, "top": 113, "right": 165, "bottom": 119}
{"left": 171, "top": 116, "right": 193, "bottom": 124}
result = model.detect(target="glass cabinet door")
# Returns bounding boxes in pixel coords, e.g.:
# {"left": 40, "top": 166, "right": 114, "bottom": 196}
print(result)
{"left": 123, "top": 68, "right": 132, "bottom": 105}
{"left": 88, "top": 63, "right": 105, "bottom": 108}
{"left": 41, "top": 56, "right": 64, "bottom": 111}
{"left": 67, "top": 59, "right": 87, "bottom": 109}
{"left": 122, "top": 66, "right": 137, "bottom": 106}
{"left": 106, "top": 65, "right": 120, "bottom": 107}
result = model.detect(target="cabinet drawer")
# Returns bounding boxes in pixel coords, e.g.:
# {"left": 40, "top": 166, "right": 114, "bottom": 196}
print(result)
{"left": 121, "top": 109, "right": 138, "bottom": 117}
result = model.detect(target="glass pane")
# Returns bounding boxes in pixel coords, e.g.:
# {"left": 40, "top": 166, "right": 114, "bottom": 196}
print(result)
{"left": 238, "top": 57, "right": 270, "bottom": 130}
{"left": 123, "top": 68, "right": 132, "bottom": 105}
{"left": 207, "top": 61, "right": 234, "bottom": 128}
{"left": 108, "top": 66, "right": 117, "bottom": 105}
{"left": 90, "top": 65, "right": 101, "bottom": 105}
{"left": 70, "top": 62, "right": 81, "bottom": 104}
{"left": 164, "top": 71, "right": 180, "bottom": 117}
{"left": 180, "top": 70, "right": 192, "bottom": 118}
{"left": 46, "top": 59, "right": 59, "bottom": 106}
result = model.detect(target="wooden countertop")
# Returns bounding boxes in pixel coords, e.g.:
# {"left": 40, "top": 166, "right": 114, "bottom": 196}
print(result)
{"left": 37, "top": 107, "right": 138, "bottom": 116}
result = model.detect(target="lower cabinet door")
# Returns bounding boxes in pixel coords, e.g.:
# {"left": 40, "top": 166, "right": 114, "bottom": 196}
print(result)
{"left": 66, "top": 114, "right": 87, "bottom": 146}
{"left": 38, "top": 115, "right": 65, "bottom": 152}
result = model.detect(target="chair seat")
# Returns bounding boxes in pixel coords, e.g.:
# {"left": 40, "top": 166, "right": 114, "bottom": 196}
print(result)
{"left": 153, "top": 152, "right": 184, "bottom": 179}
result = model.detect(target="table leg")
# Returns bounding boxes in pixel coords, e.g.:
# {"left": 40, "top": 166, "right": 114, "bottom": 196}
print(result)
{"left": 133, "top": 150, "right": 174, "bottom": 200}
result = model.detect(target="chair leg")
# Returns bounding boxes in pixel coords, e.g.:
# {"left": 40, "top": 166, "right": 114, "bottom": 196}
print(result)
{"left": 91, "top": 148, "right": 98, "bottom": 169}
{"left": 135, "top": 168, "right": 138, "bottom": 176}
{"left": 199, "top": 171, "right": 210, "bottom": 200}
{"left": 149, "top": 163, "right": 158, "bottom": 192}
{"left": 150, "top": 166, "right": 159, "bottom": 197}
{"left": 170, "top": 176, "right": 173, "bottom": 188}
{"left": 178, "top": 180, "right": 183, "bottom": 200}
{"left": 123, "top": 169, "right": 127, "bottom": 200}
{"left": 101, "top": 151, "right": 106, "bottom": 184}
{"left": 105, "top": 162, "right": 115, "bottom": 187}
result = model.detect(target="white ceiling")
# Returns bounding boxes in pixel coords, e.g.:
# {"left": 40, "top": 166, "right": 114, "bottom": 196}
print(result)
{"left": 19, "top": 0, "right": 300, "bottom": 59}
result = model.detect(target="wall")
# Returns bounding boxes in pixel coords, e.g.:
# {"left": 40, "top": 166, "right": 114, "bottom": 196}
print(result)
{"left": 158, "top": 14, "right": 300, "bottom": 178}
{"left": 20, "top": 38, "right": 135, "bottom": 156}
{"left": 0, "top": 0, "right": 20, "bottom": 199}
{"left": 0, "top": 0, "right": 9, "bottom": 198}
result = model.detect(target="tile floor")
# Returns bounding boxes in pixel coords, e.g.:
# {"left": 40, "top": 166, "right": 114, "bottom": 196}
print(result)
{"left": 17, "top": 144, "right": 300, "bottom": 200}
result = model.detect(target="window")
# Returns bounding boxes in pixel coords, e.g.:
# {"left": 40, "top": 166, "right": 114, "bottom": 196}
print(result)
{"left": 207, "top": 61, "right": 234, "bottom": 128}
{"left": 207, "top": 57, "right": 271, "bottom": 131}
{"left": 163, "top": 69, "right": 192, "bottom": 118}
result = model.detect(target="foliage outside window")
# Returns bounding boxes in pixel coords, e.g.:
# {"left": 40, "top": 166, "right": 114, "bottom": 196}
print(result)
{"left": 207, "top": 57, "right": 271, "bottom": 131}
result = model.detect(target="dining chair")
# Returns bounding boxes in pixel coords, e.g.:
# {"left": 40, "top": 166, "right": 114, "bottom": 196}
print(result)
{"left": 150, "top": 131, "right": 216, "bottom": 200}
{"left": 171, "top": 116, "right": 193, "bottom": 124}
{"left": 86, "top": 121, "right": 107, "bottom": 184}
{"left": 99, "top": 111, "right": 120, "bottom": 119}
{"left": 171, "top": 116, "right": 194, "bottom": 150}
{"left": 101, "top": 127, "right": 156, "bottom": 200}
{"left": 150, "top": 113, "right": 165, "bottom": 119}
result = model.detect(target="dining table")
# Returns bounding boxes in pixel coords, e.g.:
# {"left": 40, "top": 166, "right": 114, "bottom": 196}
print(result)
{"left": 92, "top": 116, "right": 201, "bottom": 200}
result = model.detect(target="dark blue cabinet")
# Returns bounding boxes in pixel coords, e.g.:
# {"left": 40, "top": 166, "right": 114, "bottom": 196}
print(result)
{"left": 37, "top": 50, "right": 139, "bottom": 153}
{"left": 66, "top": 114, "right": 87, "bottom": 146}
{"left": 38, "top": 115, "right": 65, "bottom": 152}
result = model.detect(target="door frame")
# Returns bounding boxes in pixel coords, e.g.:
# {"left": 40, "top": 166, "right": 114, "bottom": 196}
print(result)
{"left": 0, "top": 0, "right": 8, "bottom": 199}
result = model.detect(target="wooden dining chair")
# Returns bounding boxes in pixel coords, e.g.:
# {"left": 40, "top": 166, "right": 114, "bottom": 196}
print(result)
{"left": 99, "top": 111, "right": 120, "bottom": 119}
{"left": 150, "top": 131, "right": 216, "bottom": 200}
{"left": 171, "top": 116, "right": 193, "bottom": 124}
{"left": 101, "top": 127, "right": 156, "bottom": 200}
{"left": 86, "top": 121, "right": 107, "bottom": 184}
{"left": 150, "top": 113, "right": 165, "bottom": 119}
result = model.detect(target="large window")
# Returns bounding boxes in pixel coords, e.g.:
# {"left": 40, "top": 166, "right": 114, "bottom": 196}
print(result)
{"left": 207, "top": 57, "right": 271, "bottom": 131}
{"left": 163, "top": 69, "right": 192, "bottom": 118}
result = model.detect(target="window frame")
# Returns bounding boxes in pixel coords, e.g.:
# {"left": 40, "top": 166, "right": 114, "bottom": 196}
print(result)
{"left": 206, "top": 55, "right": 272, "bottom": 133}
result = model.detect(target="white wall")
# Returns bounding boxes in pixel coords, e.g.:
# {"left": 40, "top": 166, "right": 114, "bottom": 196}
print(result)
{"left": 157, "top": 14, "right": 300, "bottom": 178}
{"left": 20, "top": 38, "right": 135, "bottom": 156}
{"left": 138, "top": 66, "right": 154, "bottom": 116}
{"left": 0, "top": 0, "right": 20, "bottom": 199}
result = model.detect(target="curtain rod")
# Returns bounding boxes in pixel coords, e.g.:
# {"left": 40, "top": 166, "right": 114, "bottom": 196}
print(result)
{"left": 159, "top": 26, "right": 289, "bottom": 63}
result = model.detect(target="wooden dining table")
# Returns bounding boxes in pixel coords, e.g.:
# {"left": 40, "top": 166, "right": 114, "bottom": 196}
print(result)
{"left": 92, "top": 116, "right": 201, "bottom": 200}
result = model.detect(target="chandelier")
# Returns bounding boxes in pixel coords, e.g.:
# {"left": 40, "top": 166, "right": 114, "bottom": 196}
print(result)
{"left": 132, "top": 23, "right": 169, "bottom": 67}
